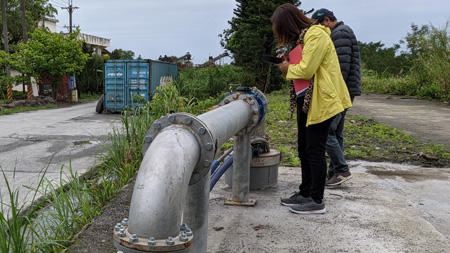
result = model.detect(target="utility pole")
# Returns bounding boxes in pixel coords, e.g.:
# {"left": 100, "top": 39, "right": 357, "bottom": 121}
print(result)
{"left": 2, "top": 0, "right": 13, "bottom": 102}
{"left": 61, "top": 0, "right": 79, "bottom": 33}
{"left": 61, "top": 0, "right": 79, "bottom": 102}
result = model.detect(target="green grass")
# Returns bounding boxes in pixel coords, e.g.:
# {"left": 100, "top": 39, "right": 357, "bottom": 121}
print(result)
{"left": 0, "top": 93, "right": 102, "bottom": 116}
{"left": 265, "top": 89, "right": 450, "bottom": 167}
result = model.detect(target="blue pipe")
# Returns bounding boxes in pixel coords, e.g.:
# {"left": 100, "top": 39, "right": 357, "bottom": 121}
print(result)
{"left": 210, "top": 160, "right": 220, "bottom": 175}
{"left": 210, "top": 155, "right": 234, "bottom": 191}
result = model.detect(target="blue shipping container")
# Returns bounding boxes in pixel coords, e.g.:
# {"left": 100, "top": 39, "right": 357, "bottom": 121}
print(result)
{"left": 103, "top": 59, "right": 177, "bottom": 113}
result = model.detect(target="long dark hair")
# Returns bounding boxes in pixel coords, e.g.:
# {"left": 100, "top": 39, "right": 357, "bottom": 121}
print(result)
{"left": 271, "top": 3, "right": 315, "bottom": 47}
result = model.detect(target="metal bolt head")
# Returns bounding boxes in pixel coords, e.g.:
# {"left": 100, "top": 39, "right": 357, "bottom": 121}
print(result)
{"left": 154, "top": 122, "right": 161, "bottom": 130}
{"left": 144, "top": 135, "right": 152, "bottom": 143}
{"left": 253, "top": 118, "right": 259, "bottom": 124}
{"left": 115, "top": 223, "right": 123, "bottom": 231}
{"left": 205, "top": 143, "right": 213, "bottom": 151}
{"left": 148, "top": 237, "right": 156, "bottom": 245}
{"left": 180, "top": 233, "right": 189, "bottom": 242}
{"left": 233, "top": 94, "right": 237, "bottom": 99}
{"left": 185, "top": 228, "right": 193, "bottom": 236}
{"left": 253, "top": 108, "right": 259, "bottom": 114}
{"left": 168, "top": 115, "right": 176, "bottom": 123}
{"left": 198, "top": 127, "right": 206, "bottom": 135}
{"left": 180, "top": 223, "right": 188, "bottom": 231}
{"left": 121, "top": 218, "right": 128, "bottom": 226}
{"left": 130, "top": 234, "right": 138, "bottom": 242}
{"left": 249, "top": 100, "right": 255, "bottom": 105}
{"left": 224, "top": 98, "right": 229, "bottom": 103}
{"left": 166, "top": 237, "right": 175, "bottom": 245}
{"left": 193, "top": 173, "right": 200, "bottom": 181}
{"left": 203, "top": 160, "right": 211, "bottom": 168}
{"left": 118, "top": 229, "right": 126, "bottom": 237}
{"left": 184, "top": 117, "right": 192, "bottom": 125}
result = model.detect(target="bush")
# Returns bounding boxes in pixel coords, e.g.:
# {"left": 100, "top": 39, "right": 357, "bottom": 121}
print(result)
{"left": 176, "top": 65, "right": 250, "bottom": 100}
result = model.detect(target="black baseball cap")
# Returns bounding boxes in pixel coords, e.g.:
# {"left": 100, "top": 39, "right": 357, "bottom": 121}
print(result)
{"left": 311, "top": 8, "right": 334, "bottom": 22}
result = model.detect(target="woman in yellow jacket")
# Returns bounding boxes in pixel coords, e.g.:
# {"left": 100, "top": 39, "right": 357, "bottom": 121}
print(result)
{"left": 272, "top": 3, "right": 352, "bottom": 214}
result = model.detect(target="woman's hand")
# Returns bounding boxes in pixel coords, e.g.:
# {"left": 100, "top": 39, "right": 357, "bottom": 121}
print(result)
{"left": 277, "top": 61, "right": 290, "bottom": 73}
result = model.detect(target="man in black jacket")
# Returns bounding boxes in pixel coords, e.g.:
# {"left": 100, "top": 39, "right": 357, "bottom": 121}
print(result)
{"left": 312, "top": 8, "right": 361, "bottom": 186}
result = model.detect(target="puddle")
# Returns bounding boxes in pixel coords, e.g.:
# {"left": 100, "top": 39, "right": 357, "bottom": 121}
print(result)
{"left": 348, "top": 160, "right": 448, "bottom": 183}
{"left": 73, "top": 141, "right": 101, "bottom": 146}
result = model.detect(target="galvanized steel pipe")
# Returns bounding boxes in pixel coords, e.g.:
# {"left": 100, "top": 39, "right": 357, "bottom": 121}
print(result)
{"left": 117, "top": 89, "right": 267, "bottom": 252}
{"left": 128, "top": 125, "right": 201, "bottom": 238}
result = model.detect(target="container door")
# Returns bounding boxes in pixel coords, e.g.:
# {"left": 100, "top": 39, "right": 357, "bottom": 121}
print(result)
{"left": 150, "top": 61, "right": 178, "bottom": 97}
{"left": 127, "top": 60, "right": 150, "bottom": 109}
{"left": 104, "top": 61, "right": 127, "bottom": 112}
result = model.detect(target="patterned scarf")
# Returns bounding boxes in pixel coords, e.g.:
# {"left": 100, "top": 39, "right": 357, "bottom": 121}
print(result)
{"left": 289, "top": 24, "right": 316, "bottom": 117}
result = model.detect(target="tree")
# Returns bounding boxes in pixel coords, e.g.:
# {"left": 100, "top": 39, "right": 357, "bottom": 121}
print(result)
{"left": 12, "top": 28, "right": 90, "bottom": 99}
{"left": 76, "top": 43, "right": 105, "bottom": 97}
{"left": 358, "top": 41, "right": 411, "bottom": 76}
{"left": 110, "top": 48, "right": 135, "bottom": 60}
{"left": 220, "top": 0, "right": 303, "bottom": 93}
{"left": 0, "top": 0, "right": 56, "bottom": 49}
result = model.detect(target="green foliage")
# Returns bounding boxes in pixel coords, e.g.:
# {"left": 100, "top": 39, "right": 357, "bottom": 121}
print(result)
{"left": 410, "top": 21, "right": 450, "bottom": 100}
{"left": 76, "top": 43, "right": 105, "bottom": 96}
{"left": 359, "top": 41, "right": 412, "bottom": 76}
{"left": 361, "top": 21, "right": 450, "bottom": 101}
{"left": 110, "top": 48, "right": 135, "bottom": 60}
{"left": 220, "top": 0, "right": 299, "bottom": 93}
{"left": 12, "top": 28, "right": 90, "bottom": 99}
{"left": 0, "top": 0, "right": 56, "bottom": 48}
{"left": 176, "top": 65, "right": 250, "bottom": 100}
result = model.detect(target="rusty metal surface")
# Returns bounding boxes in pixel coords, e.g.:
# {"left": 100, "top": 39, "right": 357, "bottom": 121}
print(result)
{"left": 113, "top": 226, "right": 193, "bottom": 252}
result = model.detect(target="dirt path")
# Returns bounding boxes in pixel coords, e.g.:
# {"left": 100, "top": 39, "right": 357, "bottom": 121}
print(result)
{"left": 348, "top": 93, "right": 450, "bottom": 149}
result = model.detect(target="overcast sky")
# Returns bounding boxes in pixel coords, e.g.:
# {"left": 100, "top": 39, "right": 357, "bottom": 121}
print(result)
{"left": 52, "top": 0, "right": 449, "bottom": 64}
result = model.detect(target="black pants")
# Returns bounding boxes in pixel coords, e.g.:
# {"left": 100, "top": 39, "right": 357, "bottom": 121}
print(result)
{"left": 296, "top": 96, "right": 333, "bottom": 201}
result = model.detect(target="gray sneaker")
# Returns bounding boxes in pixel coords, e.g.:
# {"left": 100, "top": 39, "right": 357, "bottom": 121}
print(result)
{"left": 280, "top": 192, "right": 309, "bottom": 207}
{"left": 289, "top": 198, "right": 326, "bottom": 214}
{"left": 325, "top": 171, "right": 353, "bottom": 186}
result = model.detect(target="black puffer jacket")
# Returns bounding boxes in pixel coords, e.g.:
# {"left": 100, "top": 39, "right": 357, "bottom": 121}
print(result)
{"left": 331, "top": 21, "right": 361, "bottom": 96}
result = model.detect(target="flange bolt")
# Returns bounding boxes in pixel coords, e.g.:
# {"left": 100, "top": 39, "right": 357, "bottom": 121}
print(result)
{"left": 114, "top": 223, "right": 123, "bottom": 231}
{"left": 185, "top": 228, "right": 193, "bottom": 236}
{"left": 148, "top": 237, "right": 156, "bottom": 246}
{"left": 130, "top": 234, "right": 138, "bottom": 242}
{"left": 118, "top": 229, "right": 126, "bottom": 237}
{"left": 168, "top": 115, "right": 176, "bottom": 123}
{"left": 121, "top": 218, "right": 128, "bottom": 226}
{"left": 180, "top": 233, "right": 189, "bottom": 242}
{"left": 166, "top": 237, "right": 175, "bottom": 245}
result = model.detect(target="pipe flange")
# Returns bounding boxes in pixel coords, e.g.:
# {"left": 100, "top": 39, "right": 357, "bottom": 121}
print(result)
{"left": 142, "top": 112, "right": 215, "bottom": 185}
{"left": 113, "top": 226, "right": 193, "bottom": 252}
{"left": 219, "top": 91, "right": 265, "bottom": 134}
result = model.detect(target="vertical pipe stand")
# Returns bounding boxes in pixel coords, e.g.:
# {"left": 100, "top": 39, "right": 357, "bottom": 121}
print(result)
{"left": 225, "top": 132, "right": 256, "bottom": 206}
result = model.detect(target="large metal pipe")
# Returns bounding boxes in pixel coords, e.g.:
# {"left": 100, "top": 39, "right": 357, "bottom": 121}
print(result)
{"left": 128, "top": 125, "right": 200, "bottom": 238}
{"left": 116, "top": 89, "right": 267, "bottom": 252}
{"left": 197, "top": 100, "right": 252, "bottom": 150}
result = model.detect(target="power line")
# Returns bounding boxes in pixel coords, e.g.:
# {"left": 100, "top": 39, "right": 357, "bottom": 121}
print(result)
{"left": 49, "top": 0, "right": 64, "bottom": 8}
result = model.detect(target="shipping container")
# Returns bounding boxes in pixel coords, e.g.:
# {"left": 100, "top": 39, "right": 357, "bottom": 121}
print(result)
{"left": 97, "top": 59, "right": 177, "bottom": 113}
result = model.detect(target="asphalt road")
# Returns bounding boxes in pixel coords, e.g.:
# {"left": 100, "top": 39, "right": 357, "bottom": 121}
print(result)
{"left": 0, "top": 102, "right": 120, "bottom": 209}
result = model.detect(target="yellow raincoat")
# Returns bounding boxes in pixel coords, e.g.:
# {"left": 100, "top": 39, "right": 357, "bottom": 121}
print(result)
{"left": 286, "top": 25, "right": 352, "bottom": 126}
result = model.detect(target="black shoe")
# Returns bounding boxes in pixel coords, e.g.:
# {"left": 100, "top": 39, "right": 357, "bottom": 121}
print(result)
{"left": 325, "top": 171, "right": 353, "bottom": 186}
{"left": 289, "top": 198, "right": 326, "bottom": 214}
{"left": 280, "top": 192, "right": 308, "bottom": 207}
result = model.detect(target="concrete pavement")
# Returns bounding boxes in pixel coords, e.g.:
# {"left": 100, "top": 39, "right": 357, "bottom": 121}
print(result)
{"left": 0, "top": 102, "right": 120, "bottom": 211}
